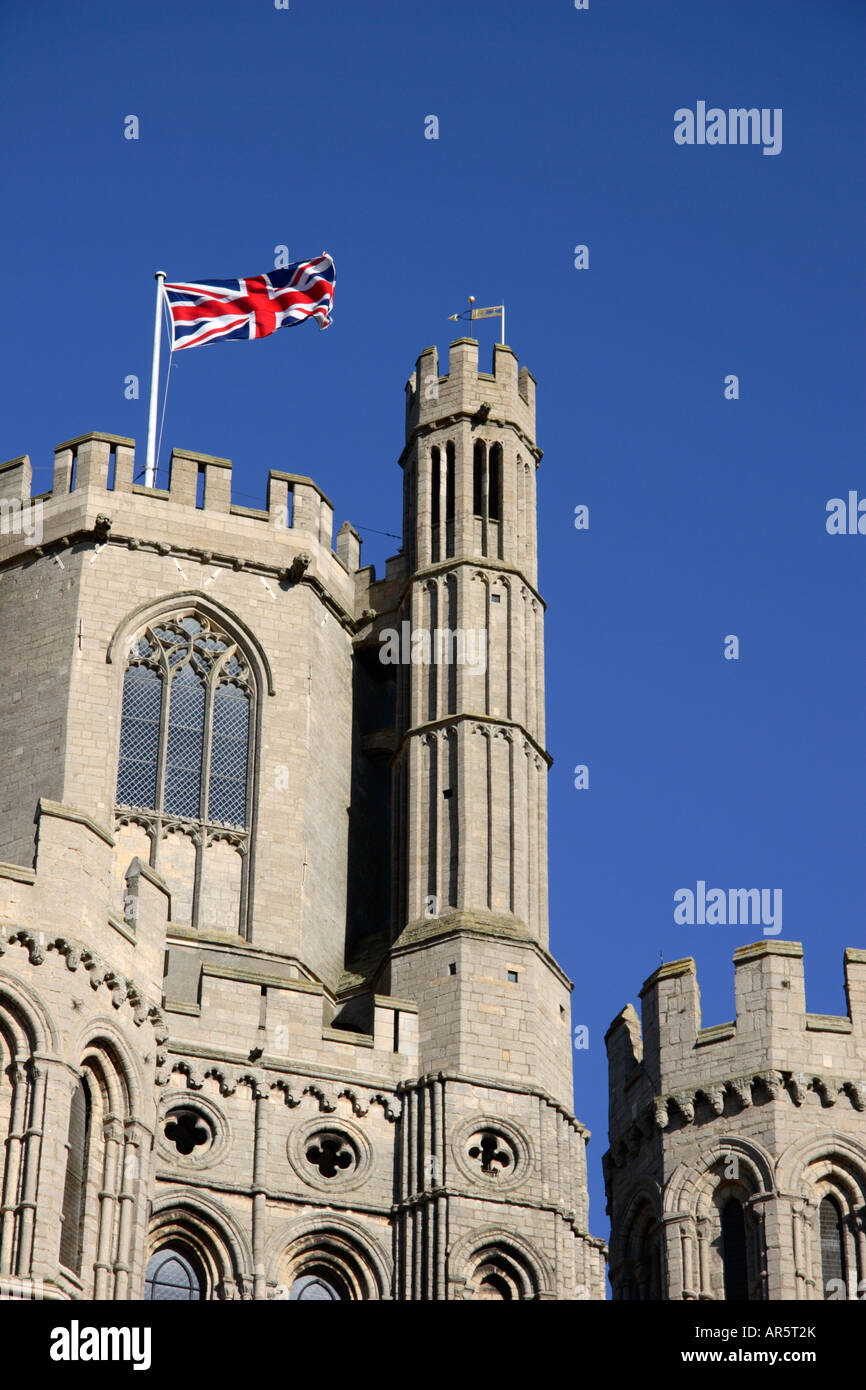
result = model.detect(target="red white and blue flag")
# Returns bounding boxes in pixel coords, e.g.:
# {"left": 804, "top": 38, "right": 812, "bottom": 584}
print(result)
{"left": 163, "top": 254, "right": 335, "bottom": 352}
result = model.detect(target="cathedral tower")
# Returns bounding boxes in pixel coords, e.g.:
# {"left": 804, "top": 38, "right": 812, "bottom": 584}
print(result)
{"left": 368, "top": 338, "right": 604, "bottom": 1297}
{"left": 0, "top": 339, "right": 604, "bottom": 1301}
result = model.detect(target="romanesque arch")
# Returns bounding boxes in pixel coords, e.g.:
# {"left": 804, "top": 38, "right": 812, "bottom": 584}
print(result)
{"left": 265, "top": 1213, "right": 392, "bottom": 1301}
{"left": 447, "top": 1226, "right": 554, "bottom": 1300}
{"left": 663, "top": 1137, "right": 776, "bottom": 1301}
{"left": 0, "top": 975, "right": 57, "bottom": 1283}
{"left": 610, "top": 1182, "right": 664, "bottom": 1300}
{"left": 148, "top": 1191, "right": 254, "bottom": 1300}
{"left": 777, "top": 1132, "right": 866, "bottom": 1300}
{"left": 58, "top": 1028, "right": 149, "bottom": 1298}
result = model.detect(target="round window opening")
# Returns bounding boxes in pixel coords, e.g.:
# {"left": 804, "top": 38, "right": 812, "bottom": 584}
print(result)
{"left": 466, "top": 1129, "right": 516, "bottom": 1180}
{"left": 164, "top": 1108, "right": 214, "bottom": 1158}
{"left": 304, "top": 1131, "right": 358, "bottom": 1180}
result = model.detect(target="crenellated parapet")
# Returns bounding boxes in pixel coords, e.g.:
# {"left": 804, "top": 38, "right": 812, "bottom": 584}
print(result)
{"left": 404, "top": 339, "right": 537, "bottom": 450}
{"left": 608, "top": 942, "right": 866, "bottom": 1143}
{"left": 606, "top": 941, "right": 866, "bottom": 1300}
{"left": 0, "top": 434, "right": 365, "bottom": 618}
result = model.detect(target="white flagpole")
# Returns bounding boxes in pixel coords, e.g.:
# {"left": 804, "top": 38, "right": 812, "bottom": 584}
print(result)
{"left": 501, "top": 304, "right": 506, "bottom": 345}
{"left": 144, "top": 270, "right": 167, "bottom": 488}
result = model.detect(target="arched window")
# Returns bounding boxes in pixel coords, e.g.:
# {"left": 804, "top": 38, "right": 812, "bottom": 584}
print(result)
{"left": 431, "top": 446, "right": 441, "bottom": 527}
{"left": 445, "top": 441, "right": 455, "bottom": 522}
{"left": 721, "top": 1198, "right": 748, "bottom": 1301}
{"left": 115, "top": 612, "right": 254, "bottom": 933}
{"left": 820, "top": 1195, "right": 847, "bottom": 1299}
{"left": 618, "top": 1202, "right": 662, "bottom": 1300}
{"left": 145, "top": 1247, "right": 204, "bottom": 1301}
{"left": 473, "top": 440, "right": 485, "bottom": 516}
{"left": 117, "top": 615, "right": 251, "bottom": 826}
{"left": 282, "top": 1230, "right": 388, "bottom": 1300}
{"left": 290, "top": 1272, "right": 344, "bottom": 1300}
{"left": 59, "top": 1077, "right": 90, "bottom": 1274}
{"left": 488, "top": 443, "right": 502, "bottom": 521}
{"left": 465, "top": 1243, "right": 539, "bottom": 1300}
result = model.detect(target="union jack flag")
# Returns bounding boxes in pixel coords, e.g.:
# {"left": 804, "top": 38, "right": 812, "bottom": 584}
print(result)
{"left": 163, "top": 254, "right": 335, "bottom": 352}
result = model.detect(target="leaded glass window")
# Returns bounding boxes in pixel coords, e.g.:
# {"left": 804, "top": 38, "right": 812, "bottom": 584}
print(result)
{"left": 820, "top": 1195, "right": 847, "bottom": 1298}
{"left": 164, "top": 663, "right": 206, "bottom": 819}
{"left": 145, "top": 1248, "right": 203, "bottom": 1301}
{"left": 209, "top": 681, "right": 251, "bottom": 825}
{"left": 114, "top": 612, "right": 254, "bottom": 933}
{"left": 116, "top": 665, "right": 161, "bottom": 810}
{"left": 117, "top": 615, "right": 251, "bottom": 827}
{"left": 290, "top": 1273, "right": 343, "bottom": 1301}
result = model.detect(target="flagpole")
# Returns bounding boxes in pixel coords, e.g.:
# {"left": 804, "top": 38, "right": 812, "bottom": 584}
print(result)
{"left": 501, "top": 304, "right": 506, "bottom": 345}
{"left": 145, "top": 270, "right": 166, "bottom": 488}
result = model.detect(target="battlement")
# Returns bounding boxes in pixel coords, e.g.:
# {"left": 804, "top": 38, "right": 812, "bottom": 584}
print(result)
{"left": 404, "top": 339, "right": 537, "bottom": 445}
{"left": 606, "top": 942, "right": 866, "bottom": 1138}
{"left": 0, "top": 433, "right": 366, "bottom": 599}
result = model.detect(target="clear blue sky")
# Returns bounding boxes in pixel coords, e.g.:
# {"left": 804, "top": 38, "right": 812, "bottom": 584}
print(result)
{"left": 3, "top": 0, "right": 864, "bottom": 1237}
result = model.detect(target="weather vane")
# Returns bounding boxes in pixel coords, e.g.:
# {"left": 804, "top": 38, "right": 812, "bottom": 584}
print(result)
{"left": 448, "top": 295, "right": 506, "bottom": 345}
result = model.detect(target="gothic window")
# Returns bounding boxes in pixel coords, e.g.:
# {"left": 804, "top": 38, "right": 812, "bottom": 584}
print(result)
{"left": 145, "top": 1247, "right": 204, "bottom": 1301}
{"left": 820, "top": 1195, "right": 847, "bottom": 1298}
{"left": 464, "top": 1128, "right": 519, "bottom": 1182}
{"left": 117, "top": 615, "right": 251, "bottom": 826}
{"left": 117, "top": 665, "right": 162, "bottom": 810}
{"left": 431, "top": 446, "right": 441, "bottom": 526}
{"left": 445, "top": 441, "right": 455, "bottom": 521}
{"left": 209, "top": 682, "right": 253, "bottom": 825}
{"left": 473, "top": 440, "right": 485, "bottom": 516}
{"left": 619, "top": 1203, "right": 662, "bottom": 1300}
{"left": 721, "top": 1197, "right": 748, "bottom": 1300}
{"left": 488, "top": 443, "right": 502, "bottom": 521}
{"left": 59, "top": 1077, "right": 90, "bottom": 1274}
{"left": 115, "top": 612, "right": 255, "bottom": 934}
{"left": 290, "top": 1272, "right": 344, "bottom": 1300}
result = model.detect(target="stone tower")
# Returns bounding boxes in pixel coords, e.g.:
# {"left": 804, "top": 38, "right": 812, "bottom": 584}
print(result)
{"left": 372, "top": 338, "right": 604, "bottom": 1297}
{"left": 605, "top": 941, "right": 866, "bottom": 1301}
{"left": 0, "top": 338, "right": 605, "bottom": 1301}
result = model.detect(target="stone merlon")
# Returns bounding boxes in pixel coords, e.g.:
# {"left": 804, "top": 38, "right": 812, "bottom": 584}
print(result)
{"left": 404, "top": 339, "right": 537, "bottom": 451}
{"left": 606, "top": 942, "right": 866, "bottom": 1139}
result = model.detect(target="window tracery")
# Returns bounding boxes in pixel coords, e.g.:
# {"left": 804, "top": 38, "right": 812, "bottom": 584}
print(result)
{"left": 115, "top": 612, "right": 254, "bottom": 933}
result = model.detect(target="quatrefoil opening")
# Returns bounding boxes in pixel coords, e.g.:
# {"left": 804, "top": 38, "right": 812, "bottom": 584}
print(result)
{"left": 304, "top": 1132, "right": 357, "bottom": 1180}
{"left": 164, "top": 1109, "right": 212, "bottom": 1158}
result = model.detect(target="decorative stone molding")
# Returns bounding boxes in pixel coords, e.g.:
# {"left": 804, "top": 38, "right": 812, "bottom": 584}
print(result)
{"left": 730, "top": 1076, "right": 753, "bottom": 1108}
{"left": 0, "top": 926, "right": 45, "bottom": 964}
{"left": 156, "top": 1061, "right": 403, "bottom": 1122}
{"left": 755, "top": 1070, "right": 785, "bottom": 1100}
{"left": 617, "top": 1068, "right": 866, "bottom": 1158}
{"left": 0, "top": 928, "right": 165, "bottom": 1041}
{"left": 701, "top": 1085, "right": 726, "bottom": 1116}
{"left": 843, "top": 1081, "right": 866, "bottom": 1111}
